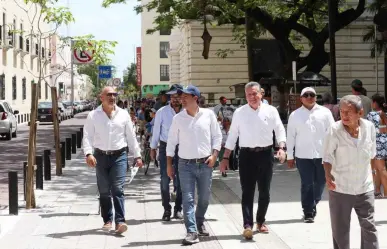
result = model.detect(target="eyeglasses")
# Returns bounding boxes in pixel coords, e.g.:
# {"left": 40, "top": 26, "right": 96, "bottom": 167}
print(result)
{"left": 302, "top": 93, "right": 316, "bottom": 98}
{"left": 106, "top": 93, "right": 118, "bottom": 97}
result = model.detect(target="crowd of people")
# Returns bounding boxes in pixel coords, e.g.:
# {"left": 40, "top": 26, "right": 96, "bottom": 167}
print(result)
{"left": 82, "top": 79, "right": 385, "bottom": 249}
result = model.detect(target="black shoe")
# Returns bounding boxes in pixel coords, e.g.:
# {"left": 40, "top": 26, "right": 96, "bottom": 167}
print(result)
{"left": 304, "top": 213, "right": 314, "bottom": 223}
{"left": 182, "top": 233, "right": 199, "bottom": 245}
{"left": 222, "top": 172, "right": 227, "bottom": 177}
{"left": 197, "top": 224, "right": 210, "bottom": 236}
{"left": 162, "top": 210, "right": 171, "bottom": 221}
{"left": 173, "top": 210, "right": 183, "bottom": 219}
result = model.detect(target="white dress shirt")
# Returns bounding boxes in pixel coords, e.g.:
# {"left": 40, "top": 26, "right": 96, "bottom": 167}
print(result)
{"left": 323, "top": 119, "right": 376, "bottom": 195}
{"left": 150, "top": 104, "right": 178, "bottom": 149}
{"left": 287, "top": 104, "right": 335, "bottom": 160}
{"left": 166, "top": 108, "right": 222, "bottom": 159}
{"left": 83, "top": 105, "right": 141, "bottom": 158}
{"left": 225, "top": 104, "right": 286, "bottom": 150}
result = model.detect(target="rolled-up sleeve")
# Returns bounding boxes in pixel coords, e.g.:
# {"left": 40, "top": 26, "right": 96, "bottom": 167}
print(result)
{"left": 166, "top": 116, "right": 179, "bottom": 157}
{"left": 210, "top": 112, "right": 222, "bottom": 151}
{"left": 286, "top": 113, "right": 296, "bottom": 160}
{"left": 150, "top": 110, "right": 162, "bottom": 149}
{"left": 83, "top": 112, "right": 95, "bottom": 156}
{"left": 225, "top": 111, "right": 240, "bottom": 151}
{"left": 371, "top": 124, "right": 376, "bottom": 159}
{"left": 323, "top": 126, "right": 337, "bottom": 164}
{"left": 273, "top": 108, "right": 286, "bottom": 144}
{"left": 125, "top": 113, "right": 141, "bottom": 158}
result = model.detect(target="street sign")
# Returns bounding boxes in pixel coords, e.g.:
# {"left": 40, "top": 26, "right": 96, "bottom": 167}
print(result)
{"left": 112, "top": 78, "right": 121, "bottom": 87}
{"left": 73, "top": 43, "right": 94, "bottom": 64}
{"left": 98, "top": 66, "right": 112, "bottom": 79}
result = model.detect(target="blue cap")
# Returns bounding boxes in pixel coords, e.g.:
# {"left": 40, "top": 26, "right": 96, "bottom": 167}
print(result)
{"left": 177, "top": 85, "right": 201, "bottom": 97}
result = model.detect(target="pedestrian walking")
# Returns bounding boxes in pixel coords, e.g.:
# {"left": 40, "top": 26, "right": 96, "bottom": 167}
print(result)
{"left": 287, "top": 87, "right": 335, "bottom": 223}
{"left": 351, "top": 79, "right": 372, "bottom": 118}
{"left": 150, "top": 84, "right": 184, "bottom": 221}
{"left": 323, "top": 95, "right": 379, "bottom": 249}
{"left": 219, "top": 81, "right": 286, "bottom": 240}
{"left": 166, "top": 85, "right": 222, "bottom": 245}
{"left": 83, "top": 86, "right": 143, "bottom": 234}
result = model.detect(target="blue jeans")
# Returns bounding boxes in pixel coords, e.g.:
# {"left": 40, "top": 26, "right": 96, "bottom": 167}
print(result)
{"left": 178, "top": 159, "right": 213, "bottom": 233}
{"left": 296, "top": 158, "right": 326, "bottom": 215}
{"left": 159, "top": 142, "right": 182, "bottom": 212}
{"left": 95, "top": 150, "right": 127, "bottom": 224}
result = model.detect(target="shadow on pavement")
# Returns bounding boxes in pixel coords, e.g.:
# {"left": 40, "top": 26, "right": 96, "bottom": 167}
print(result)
{"left": 39, "top": 212, "right": 90, "bottom": 218}
{"left": 45, "top": 228, "right": 124, "bottom": 239}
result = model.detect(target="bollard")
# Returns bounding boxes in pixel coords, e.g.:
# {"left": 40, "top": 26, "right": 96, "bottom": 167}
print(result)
{"left": 60, "top": 141, "right": 66, "bottom": 168}
{"left": 76, "top": 131, "right": 82, "bottom": 148}
{"left": 43, "top": 149, "right": 51, "bottom": 180}
{"left": 8, "top": 171, "right": 18, "bottom": 215}
{"left": 23, "top": 161, "right": 27, "bottom": 201}
{"left": 80, "top": 127, "right": 83, "bottom": 140}
{"left": 71, "top": 134, "right": 77, "bottom": 154}
{"left": 65, "top": 137, "right": 71, "bottom": 160}
{"left": 36, "top": 155, "right": 43, "bottom": 190}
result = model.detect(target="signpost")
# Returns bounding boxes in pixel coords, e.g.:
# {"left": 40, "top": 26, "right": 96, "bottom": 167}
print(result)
{"left": 112, "top": 78, "right": 121, "bottom": 87}
{"left": 98, "top": 66, "right": 112, "bottom": 79}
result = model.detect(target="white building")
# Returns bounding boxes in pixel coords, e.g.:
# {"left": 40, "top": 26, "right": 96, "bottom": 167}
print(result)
{"left": 141, "top": 0, "right": 171, "bottom": 97}
{"left": 0, "top": 0, "right": 52, "bottom": 124}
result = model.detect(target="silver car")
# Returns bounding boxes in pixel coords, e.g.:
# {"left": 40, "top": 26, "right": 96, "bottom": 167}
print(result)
{"left": 0, "top": 101, "right": 19, "bottom": 140}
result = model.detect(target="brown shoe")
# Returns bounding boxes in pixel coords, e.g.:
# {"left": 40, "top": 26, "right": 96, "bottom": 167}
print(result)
{"left": 102, "top": 222, "right": 112, "bottom": 230}
{"left": 242, "top": 227, "right": 253, "bottom": 240}
{"left": 257, "top": 223, "right": 269, "bottom": 233}
{"left": 115, "top": 223, "right": 128, "bottom": 234}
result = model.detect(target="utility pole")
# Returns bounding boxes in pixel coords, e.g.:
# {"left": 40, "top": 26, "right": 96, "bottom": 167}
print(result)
{"left": 328, "top": 0, "right": 338, "bottom": 104}
{"left": 245, "top": 10, "right": 254, "bottom": 82}
{"left": 70, "top": 40, "right": 74, "bottom": 107}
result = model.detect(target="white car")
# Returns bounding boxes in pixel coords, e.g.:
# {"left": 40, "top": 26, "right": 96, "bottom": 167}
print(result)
{"left": 0, "top": 101, "right": 19, "bottom": 140}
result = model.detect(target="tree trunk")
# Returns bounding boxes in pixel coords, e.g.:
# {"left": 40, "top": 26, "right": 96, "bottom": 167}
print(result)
{"left": 51, "top": 87, "right": 62, "bottom": 176}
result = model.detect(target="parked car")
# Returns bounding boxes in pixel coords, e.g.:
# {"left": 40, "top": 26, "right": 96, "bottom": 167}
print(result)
{"left": 62, "top": 101, "right": 74, "bottom": 118}
{"left": 0, "top": 101, "right": 19, "bottom": 140}
{"left": 37, "top": 102, "right": 61, "bottom": 124}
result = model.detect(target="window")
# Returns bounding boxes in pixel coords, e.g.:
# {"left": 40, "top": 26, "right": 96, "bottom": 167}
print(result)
{"left": 22, "top": 77, "right": 26, "bottom": 100}
{"left": 160, "top": 65, "right": 170, "bottom": 81}
{"left": 0, "top": 74, "right": 4, "bottom": 100}
{"left": 26, "top": 38, "right": 30, "bottom": 52}
{"left": 19, "top": 23, "right": 23, "bottom": 50}
{"left": 12, "top": 75, "right": 16, "bottom": 100}
{"left": 159, "top": 42, "right": 169, "bottom": 58}
{"left": 38, "top": 81, "right": 41, "bottom": 99}
{"left": 160, "top": 28, "right": 171, "bottom": 35}
{"left": 45, "top": 82, "right": 48, "bottom": 99}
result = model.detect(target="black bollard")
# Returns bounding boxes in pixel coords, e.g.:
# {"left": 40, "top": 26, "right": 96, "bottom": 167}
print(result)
{"left": 23, "top": 161, "right": 27, "bottom": 201}
{"left": 80, "top": 127, "right": 83, "bottom": 140}
{"left": 43, "top": 149, "right": 51, "bottom": 181}
{"left": 8, "top": 171, "right": 18, "bottom": 215}
{"left": 71, "top": 134, "right": 77, "bottom": 154}
{"left": 36, "top": 155, "right": 43, "bottom": 190}
{"left": 60, "top": 141, "right": 66, "bottom": 168}
{"left": 76, "top": 131, "right": 82, "bottom": 148}
{"left": 65, "top": 137, "right": 71, "bottom": 160}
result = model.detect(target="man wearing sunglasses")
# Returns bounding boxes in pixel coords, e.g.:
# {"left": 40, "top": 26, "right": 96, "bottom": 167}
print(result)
{"left": 287, "top": 87, "right": 335, "bottom": 223}
{"left": 83, "top": 86, "right": 143, "bottom": 234}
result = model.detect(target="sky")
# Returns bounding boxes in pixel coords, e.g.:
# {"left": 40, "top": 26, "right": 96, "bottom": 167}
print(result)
{"left": 57, "top": 0, "right": 141, "bottom": 78}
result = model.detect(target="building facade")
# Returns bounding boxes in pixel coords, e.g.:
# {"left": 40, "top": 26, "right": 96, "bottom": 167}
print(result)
{"left": 0, "top": 0, "right": 52, "bottom": 124}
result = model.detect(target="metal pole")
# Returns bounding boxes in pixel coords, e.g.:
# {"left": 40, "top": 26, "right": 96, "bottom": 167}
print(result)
{"left": 375, "top": 24, "right": 379, "bottom": 92}
{"left": 245, "top": 10, "right": 254, "bottom": 81}
{"left": 8, "top": 171, "right": 18, "bottom": 215}
{"left": 71, "top": 40, "right": 74, "bottom": 107}
{"left": 328, "top": 0, "right": 338, "bottom": 104}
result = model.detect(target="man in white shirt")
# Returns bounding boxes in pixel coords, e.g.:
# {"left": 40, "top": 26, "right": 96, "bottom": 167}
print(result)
{"left": 287, "top": 87, "right": 335, "bottom": 223}
{"left": 323, "top": 95, "right": 379, "bottom": 249}
{"left": 166, "top": 85, "right": 222, "bottom": 245}
{"left": 150, "top": 84, "right": 183, "bottom": 221}
{"left": 219, "top": 81, "right": 286, "bottom": 240}
{"left": 83, "top": 86, "right": 143, "bottom": 234}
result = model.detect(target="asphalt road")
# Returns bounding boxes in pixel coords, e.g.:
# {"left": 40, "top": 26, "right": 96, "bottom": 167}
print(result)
{"left": 0, "top": 112, "right": 89, "bottom": 209}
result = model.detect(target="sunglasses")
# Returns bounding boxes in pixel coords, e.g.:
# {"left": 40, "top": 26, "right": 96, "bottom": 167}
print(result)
{"left": 106, "top": 93, "right": 118, "bottom": 97}
{"left": 302, "top": 93, "right": 316, "bottom": 98}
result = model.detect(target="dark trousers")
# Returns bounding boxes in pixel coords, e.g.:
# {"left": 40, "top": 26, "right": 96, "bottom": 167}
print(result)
{"left": 296, "top": 158, "right": 326, "bottom": 215}
{"left": 159, "top": 142, "right": 182, "bottom": 212}
{"left": 239, "top": 148, "right": 274, "bottom": 227}
{"left": 95, "top": 150, "right": 127, "bottom": 224}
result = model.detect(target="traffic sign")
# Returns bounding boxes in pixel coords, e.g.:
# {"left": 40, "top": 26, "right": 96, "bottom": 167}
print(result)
{"left": 98, "top": 66, "right": 112, "bottom": 79}
{"left": 73, "top": 43, "right": 95, "bottom": 64}
{"left": 112, "top": 78, "right": 121, "bottom": 86}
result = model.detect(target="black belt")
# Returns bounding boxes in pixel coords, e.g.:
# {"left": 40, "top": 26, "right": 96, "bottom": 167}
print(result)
{"left": 95, "top": 147, "right": 126, "bottom": 155}
{"left": 241, "top": 145, "right": 272, "bottom": 152}
{"left": 180, "top": 157, "right": 208, "bottom": 164}
{"left": 160, "top": 141, "right": 167, "bottom": 146}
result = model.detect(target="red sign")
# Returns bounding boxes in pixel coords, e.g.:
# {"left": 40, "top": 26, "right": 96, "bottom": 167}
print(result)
{"left": 136, "top": 47, "right": 142, "bottom": 87}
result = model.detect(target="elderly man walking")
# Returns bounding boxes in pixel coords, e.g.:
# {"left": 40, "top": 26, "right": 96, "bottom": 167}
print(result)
{"left": 220, "top": 81, "right": 286, "bottom": 240}
{"left": 83, "top": 86, "right": 143, "bottom": 234}
{"left": 287, "top": 87, "right": 335, "bottom": 223}
{"left": 323, "top": 95, "right": 379, "bottom": 249}
{"left": 167, "top": 85, "right": 222, "bottom": 245}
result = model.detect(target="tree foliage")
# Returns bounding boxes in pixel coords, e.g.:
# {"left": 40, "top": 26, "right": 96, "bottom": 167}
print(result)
{"left": 122, "top": 63, "right": 139, "bottom": 97}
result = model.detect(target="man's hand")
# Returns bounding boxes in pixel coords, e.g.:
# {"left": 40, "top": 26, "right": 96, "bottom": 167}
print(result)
{"left": 287, "top": 159, "right": 295, "bottom": 169}
{"left": 167, "top": 165, "right": 174, "bottom": 180}
{"left": 135, "top": 158, "right": 143, "bottom": 168}
{"left": 205, "top": 155, "right": 217, "bottom": 168}
{"left": 325, "top": 172, "right": 336, "bottom": 190}
{"left": 276, "top": 149, "right": 286, "bottom": 164}
{"left": 219, "top": 159, "right": 229, "bottom": 173}
{"left": 86, "top": 155, "right": 97, "bottom": 168}
{"left": 150, "top": 149, "right": 157, "bottom": 161}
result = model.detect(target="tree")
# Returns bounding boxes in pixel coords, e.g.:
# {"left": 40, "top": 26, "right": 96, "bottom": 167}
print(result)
{"left": 122, "top": 63, "right": 140, "bottom": 98}
{"left": 103, "top": 0, "right": 365, "bottom": 77}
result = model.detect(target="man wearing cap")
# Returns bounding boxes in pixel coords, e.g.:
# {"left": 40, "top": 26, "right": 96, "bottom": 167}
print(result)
{"left": 287, "top": 87, "right": 335, "bottom": 223}
{"left": 154, "top": 90, "right": 168, "bottom": 111}
{"left": 167, "top": 85, "right": 222, "bottom": 245}
{"left": 150, "top": 84, "right": 184, "bottom": 221}
{"left": 351, "top": 79, "right": 372, "bottom": 118}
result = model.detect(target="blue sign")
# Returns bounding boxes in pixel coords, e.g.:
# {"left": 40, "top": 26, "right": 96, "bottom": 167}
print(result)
{"left": 98, "top": 65, "right": 112, "bottom": 79}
